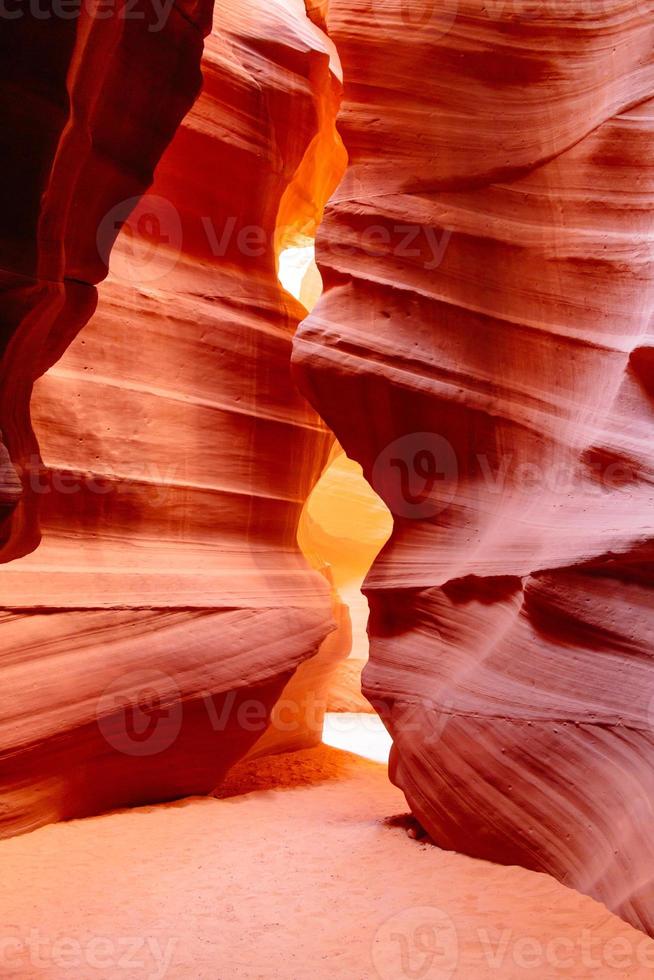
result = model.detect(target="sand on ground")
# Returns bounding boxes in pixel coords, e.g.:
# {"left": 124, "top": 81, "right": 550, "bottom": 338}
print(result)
{"left": 0, "top": 744, "right": 652, "bottom": 979}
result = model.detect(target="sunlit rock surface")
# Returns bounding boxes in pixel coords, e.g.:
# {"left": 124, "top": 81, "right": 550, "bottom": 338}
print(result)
{"left": 299, "top": 449, "right": 391, "bottom": 712}
{"left": 294, "top": 0, "right": 654, "bottom": 935}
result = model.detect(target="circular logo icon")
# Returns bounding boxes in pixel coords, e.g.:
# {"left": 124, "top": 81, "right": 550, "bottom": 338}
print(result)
{"left": 370, "top": 0, "right": 459, "bottom": 41}
{"left": 372, "top": 906, "right": 459, "bottom": 980}
{"left": 96, "top": 195, "right": 182, "bottom": 284}
{"left": 96, "top": 669, "right": 182, "bottom": 757}
{"left": 372, "top": 432, "right": 458, "bottom": 519}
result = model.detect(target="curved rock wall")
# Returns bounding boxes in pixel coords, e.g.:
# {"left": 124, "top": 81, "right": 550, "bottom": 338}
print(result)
{"left": 0, "top": 0, "right": 346, "bottom": 836}
{"left": 0, "top": 0, "right": 210, "bottom": 557}
{"left": 294, "top": 0, "right": 654, "bottom": 934}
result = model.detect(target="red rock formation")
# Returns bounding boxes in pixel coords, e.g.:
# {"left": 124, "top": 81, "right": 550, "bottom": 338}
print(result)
{"left": 0, "top": 0, "right": 210, "bottom": 555}
{"left": 0, "top": 0, "right": 347, "bottom": 836}
{"left": 294, "top": 0, "right": 654, "bottom": 935}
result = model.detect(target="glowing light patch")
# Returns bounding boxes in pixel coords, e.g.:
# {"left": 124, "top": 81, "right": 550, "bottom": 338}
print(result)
{"left": 322, "top": 712, "right": 392, "bottom": 764}
{"left": 278, "top": 245, "right": 316, "bottom": 303}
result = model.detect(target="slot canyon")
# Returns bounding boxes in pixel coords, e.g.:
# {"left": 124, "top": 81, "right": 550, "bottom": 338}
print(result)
{"left": 0, "top": 0, "right": 653, "bottom": 977}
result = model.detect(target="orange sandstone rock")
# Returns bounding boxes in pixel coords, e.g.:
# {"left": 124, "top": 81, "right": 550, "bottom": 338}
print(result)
{"left": 294, "top": 0, "right": 654, "bottom": 936}
{"left": 0, "top": 0, "right": 346, "bottom": 836}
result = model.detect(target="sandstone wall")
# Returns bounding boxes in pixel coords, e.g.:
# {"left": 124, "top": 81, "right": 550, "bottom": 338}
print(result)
{"left": 0, "top": 0, "right": 346, "bottom": 836}
{"left": 294, "top": 0, "right": 654, "bottom": 934}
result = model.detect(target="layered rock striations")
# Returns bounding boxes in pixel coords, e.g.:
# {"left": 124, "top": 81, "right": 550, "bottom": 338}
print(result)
{"left": 0, "top": 0, "right": 346, "bottom": 835}
{"left": 0, "top": 0, "right": 211, "bottom": 555}
{"left": 294, "top": 1, "right": 654, "bottom": 934}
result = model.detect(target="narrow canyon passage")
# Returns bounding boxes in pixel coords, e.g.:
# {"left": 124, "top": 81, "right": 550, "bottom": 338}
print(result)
{"left": 278, "top": 243, "right": 396, "bottom": 764}
{"left": 1, "top": 0, "right": 653, "bottom": 976}
{"left": 1, "top": 213, "right": 646, "bottom": 979}
{"left": 278, "top": 238, "right": 393, "bottom": 748}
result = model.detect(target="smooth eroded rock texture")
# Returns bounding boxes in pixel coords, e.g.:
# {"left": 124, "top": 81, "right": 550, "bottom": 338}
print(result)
{"left": 294, "top": 0, "right": 654, "bottom": 935}
{"left": 0, "top": 0, "right": 211, "bottom": 555}
{"left": 0, "top": 0, "right": 347, "bottom": 836}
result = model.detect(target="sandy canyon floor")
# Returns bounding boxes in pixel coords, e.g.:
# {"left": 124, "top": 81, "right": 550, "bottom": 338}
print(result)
{"left": 1, "top": 729, "right": 653, "bottom": 979}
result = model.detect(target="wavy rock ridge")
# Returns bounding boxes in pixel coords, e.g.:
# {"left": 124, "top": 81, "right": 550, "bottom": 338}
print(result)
{"left": 0, "top": 0, "right": 346, "bottom": 836}
{"left": 294, "top": 0, "right": 654, "bottom": 935}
